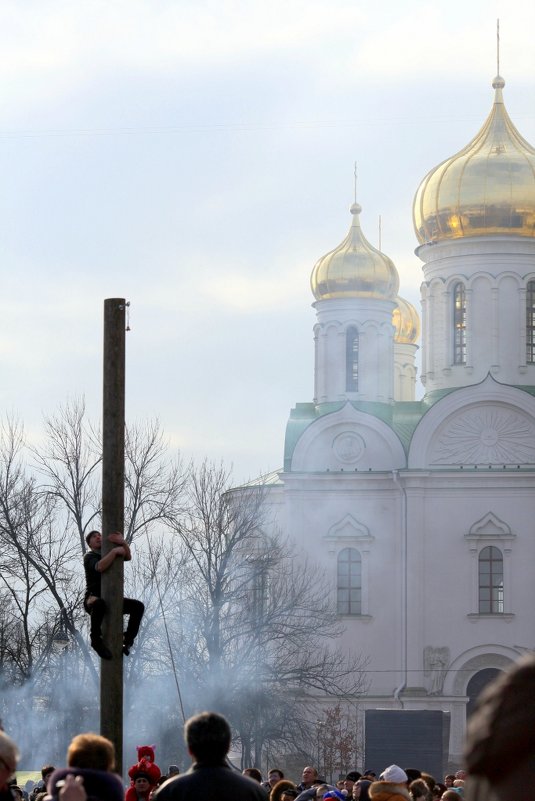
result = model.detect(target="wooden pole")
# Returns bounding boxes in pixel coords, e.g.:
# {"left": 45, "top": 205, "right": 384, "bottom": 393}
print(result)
{"left": 100, "top": 297, "right": 126, "bottom": 774}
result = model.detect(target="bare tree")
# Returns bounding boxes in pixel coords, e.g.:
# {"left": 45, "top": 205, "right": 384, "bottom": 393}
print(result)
{"left": 124, "top": 419, "right": 186, "bottom": 543}
{"left": 1, "top": 408, "right": 187, "bottom": 691}
{"left": 0, "top": 418, "right": 84, "bottom": 671}
{"left": 33, "top": 401, "right": 186, "bottom": 549}
{"left": 32, "top": 398, "right": 101, "bottom": 554}
{"left": 168, "top": 461, "right": 369, "bottom": 767}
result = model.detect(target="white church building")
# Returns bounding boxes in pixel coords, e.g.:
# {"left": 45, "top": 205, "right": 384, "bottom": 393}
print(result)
{"left": 255, "top": 71, "right": 535, "bottom": 768}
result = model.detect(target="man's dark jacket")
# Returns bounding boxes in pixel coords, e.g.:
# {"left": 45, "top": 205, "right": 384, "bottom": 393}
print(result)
{"left": 153, "top": 762, "right": 268, "bottom": 801}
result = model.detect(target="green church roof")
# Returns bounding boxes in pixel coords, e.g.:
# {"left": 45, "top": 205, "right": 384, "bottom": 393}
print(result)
{"left": 283, "top": 381, "right": 535, "bottom": 471}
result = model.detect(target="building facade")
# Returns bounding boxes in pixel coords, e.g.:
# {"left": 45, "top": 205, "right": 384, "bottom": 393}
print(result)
{"left": 256, "top": 72, "right": 535, "bottom": 767}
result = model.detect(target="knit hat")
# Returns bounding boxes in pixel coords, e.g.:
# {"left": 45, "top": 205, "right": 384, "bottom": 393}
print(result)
{"left": 380, "top": 766, "right": 408, "bottom": 784}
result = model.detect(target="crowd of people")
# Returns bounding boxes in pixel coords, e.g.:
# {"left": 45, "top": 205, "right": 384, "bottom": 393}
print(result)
{"left": 240, "top": 764, "right": 468, "bottom": 801}
{"left": 0, "top": 654, "right": 533, "bottom": 801}
{"left": 1, "top": 718, "right": 469, "bottom": 801}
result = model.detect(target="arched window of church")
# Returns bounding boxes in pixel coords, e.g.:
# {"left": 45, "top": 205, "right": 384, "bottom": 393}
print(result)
{"left": 346, "top": 327, "right": 359, "bottom": 391}
{"left": 526, "top": 280, "right": 535, "bottom": 363}
{"left": 478, "top": 546, "right": 503, "bottom": 613}
{"left": 453, "top": 282, "right": 466, "bottom": 365}
{"left": 337, "top": 547, "right": 361, "bottom": 615}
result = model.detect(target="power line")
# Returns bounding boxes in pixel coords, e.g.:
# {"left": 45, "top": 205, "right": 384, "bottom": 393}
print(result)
{"left": 0, "top": 112, "right": 533, "bottom": 140}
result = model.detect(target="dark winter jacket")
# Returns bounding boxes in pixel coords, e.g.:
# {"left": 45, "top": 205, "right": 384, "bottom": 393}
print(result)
{"left": 44, "top": 767, "right": 124, "bottom": 801}
{"left": 153, "top": 762, "right": 268, "bottom": 801}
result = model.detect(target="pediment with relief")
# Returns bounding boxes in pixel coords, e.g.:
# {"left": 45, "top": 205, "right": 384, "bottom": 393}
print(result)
{"left": 427, "top": 404, "right": 535, "bottom": 466}
{"left": 291, "top": 403, "right": 406, "bottom": 471}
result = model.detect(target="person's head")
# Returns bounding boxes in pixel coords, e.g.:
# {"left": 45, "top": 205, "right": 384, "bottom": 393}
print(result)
{"left": 243, "top": 768, "right": 262, "bottom": 783}
{"left": 272, "top": 779, "right": 297, "bottom": 801}
{"left": 364, "top": 771, "right": 376, "bottom": 781}
{"left": 85, "top": 531, "right": 102, "bottom": 550}
{"left": 454, "top": 772, "right": 466, "bottom": 782}
{"left": 168, "top": 765, "right": 180, "bottom": 777}
{"left": 40, "top": 765, "right": 55, "bottom": 782}
{"left": 410, "top": 778, "right": 432, "bottom": 801}
{"left": 67, "top": 733, "right": 115, "bottom": 771}
{"left": 380, "top": 766, "right": 408, "bottom": 785}
{"left": 405, "top": 769, "right": 422, "bottom": 784}
{"left": 269, "top": 769, "right": 284, "bottom": 786}
{"left": 280, "top": 791, "right": 298, "bottom": 801}
{"left": 370, "top": 782, "right": 410, "bottom": 801}
{"left": 0, "top": 731, "right": 19, "bottom": 785}
{"left": 184, "top": 711, "right": 231, "bottom": 763}
{"left": 444, "top": 776, "right": 455, "bottom": 788}
{"left": 133, "top": 773, "right": 151, "bottom": 796}
{"left": 464, "top": 658, "right": 535, "bottom": 801}
{"left": 354, "top": 779, "right": 372, "bottom": 801}
{"left": 441, "top": 792, "right": 460, "bottom": 801}
{"left": 421, "top": 774, "right": 436, "bottom": 792}
{"left": 344, "top": 771, "right": 362, "bottom": 792}
{"left": 302, "top": 766, "right": 318, "bottom": 787}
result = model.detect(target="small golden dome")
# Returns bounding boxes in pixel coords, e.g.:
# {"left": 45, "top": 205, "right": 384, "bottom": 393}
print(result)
{"left": 392, "top": 296, "right": 420, "bottom": 344}
{"left": 414, "top": 75, "right": 535, "bottom": 244}
{"left": 311, "top": 203, "right": 399, "bottom": 300}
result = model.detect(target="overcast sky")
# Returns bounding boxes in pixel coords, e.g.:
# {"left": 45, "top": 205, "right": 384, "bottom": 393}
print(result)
{"left": 1, "top": 0, "right": 534, "bottom": 482}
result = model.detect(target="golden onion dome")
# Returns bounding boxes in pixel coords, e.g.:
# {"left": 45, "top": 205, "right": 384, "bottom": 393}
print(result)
{"left": 414, "top": 75, "right": 535, "bottom": 244}
{"left": 311, "top": 202, "right": 399, "bottom": 300}
{"left": 392, "top": 296, "right": 420, "bottom": 344}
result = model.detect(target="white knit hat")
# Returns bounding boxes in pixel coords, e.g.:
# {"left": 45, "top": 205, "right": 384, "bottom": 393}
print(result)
{"left": 379, "top": 765, "right": 408, "bottom": 783}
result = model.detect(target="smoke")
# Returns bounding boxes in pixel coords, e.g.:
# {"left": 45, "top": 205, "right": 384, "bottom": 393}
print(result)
{"left": 1, "top": 648, "right": 99, "bottom": 770}
{"left": 0, "top": 464, "right": 367, "bottom": 780}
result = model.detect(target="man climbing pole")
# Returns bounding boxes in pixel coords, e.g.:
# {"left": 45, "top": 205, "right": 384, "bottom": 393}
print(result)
{"left": 83, "top": 530, "right": 145, "bottom": 659}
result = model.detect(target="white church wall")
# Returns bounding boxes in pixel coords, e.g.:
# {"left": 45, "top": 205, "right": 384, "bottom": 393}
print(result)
{"left": 402, "top": 472, "right": 535, "bottom": 700}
